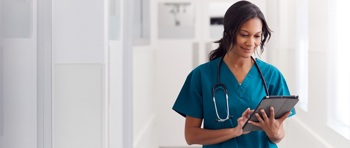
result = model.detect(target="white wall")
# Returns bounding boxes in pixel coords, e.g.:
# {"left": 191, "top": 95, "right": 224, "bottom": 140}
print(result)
{"left": 52, "top": 0, "right": 108, "bottom": 147}
{"left": 133, "top": 46, "right": 158, "bottom": 148}
{"left": 0, "top": 0, "right": 52, "bottom": 147}
{"left": 265, "top": 1, "right": 298, "bottom": 147}
{"left": 0, "top": 35, "right": 2, "bottom": 141}
{"left": 0, "top": 0, "right": 39, "bottom": 147}
{"left": 266, "top": 0, "right": 350, "bottom": 147}
{"left": 0, "top": 0, "right": 3, "bottom": 137}
{"left": 53, "top": 64, "right": 105, "bottom": 148}
{"left": 132, "top": 0, "right": 158, "bottom": 147}
{"left": 109, "top": 0, "right": 133, "bottom": 147}
{"left": 0, "top": 39, "right": 38, "bottom": 148}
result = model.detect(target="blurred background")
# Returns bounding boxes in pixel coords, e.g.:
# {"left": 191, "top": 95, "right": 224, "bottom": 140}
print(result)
{"left": 0, "top": 0, "right": 350, "bottom": 148}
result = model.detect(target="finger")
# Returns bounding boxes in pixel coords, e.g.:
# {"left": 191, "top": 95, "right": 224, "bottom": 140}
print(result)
{"left": 247, "top": 110, "right": 255, "bottom": 118}
{"left": 243, "top": 108, "right": 250, "bottom": 115}
{"left": 255, "top": 113, "right": 264, "bottom": 123}
{"left": 245, "top": 114, "right": 250, "bottom": 119}
{"left": 270, "top": 106, "right": 275, "bottom": 119}
{"left": 278, "top": 111, "right": 291, "bottom": 122}
{"left": 248, "top": 110, "right": 255, "bottom": 114}
{"left": 260, "top": 109, "right": 269, "bottom": 120}
{"left": 242, "top": 108, "right": 251, "bottom": 119}
{"left": 237, "top": 117, "right": 244, "bottom": 125}
{"left": 248, "top": 120, "right": 261, "bottom": 127}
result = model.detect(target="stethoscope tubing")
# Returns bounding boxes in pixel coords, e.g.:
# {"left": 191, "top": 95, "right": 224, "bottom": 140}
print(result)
{"left": 213, "top": 56, "right": 269, "bottom": 122}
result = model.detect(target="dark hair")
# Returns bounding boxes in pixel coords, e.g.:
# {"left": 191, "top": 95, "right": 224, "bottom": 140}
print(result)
{"left": 209, "top": 1, "right": 271, "bottom": 61}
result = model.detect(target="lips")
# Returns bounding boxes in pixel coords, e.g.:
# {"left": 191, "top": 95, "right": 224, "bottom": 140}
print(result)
{"left": 242, "top": 47, "right": 253, "bottom": 52}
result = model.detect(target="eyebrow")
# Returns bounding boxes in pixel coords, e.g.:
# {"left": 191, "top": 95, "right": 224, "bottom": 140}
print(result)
{"left": 239, "top": 30, "right": 262, "bottom": 34}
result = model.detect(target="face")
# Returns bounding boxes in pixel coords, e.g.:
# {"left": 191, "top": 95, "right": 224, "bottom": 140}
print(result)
{"left": 230, "top": 17, "right": 262, "bottom": 58}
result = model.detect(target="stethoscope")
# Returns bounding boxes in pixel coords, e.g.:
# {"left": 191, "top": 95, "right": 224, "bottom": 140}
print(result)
{"left": 212, "top": 56, "right": 269, "bottom": 122}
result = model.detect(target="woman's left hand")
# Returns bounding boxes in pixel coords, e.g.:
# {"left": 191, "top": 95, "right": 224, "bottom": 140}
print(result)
{"left": 248, "top": 107, "right": 291, "bottom": 143}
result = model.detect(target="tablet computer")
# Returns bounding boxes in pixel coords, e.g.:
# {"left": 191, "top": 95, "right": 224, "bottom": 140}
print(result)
{"left": 242, "top": 95, "right": 299, "bottom": 131}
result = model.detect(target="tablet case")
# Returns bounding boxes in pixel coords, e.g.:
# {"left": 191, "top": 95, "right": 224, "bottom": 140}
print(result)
{"left": 242, "top": 95, "right": 299, "bottom": 131}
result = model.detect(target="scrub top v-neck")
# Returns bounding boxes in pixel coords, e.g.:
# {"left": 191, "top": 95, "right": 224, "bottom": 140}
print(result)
{"left": 173, "top": 57, "right": 295, "bottom": 148}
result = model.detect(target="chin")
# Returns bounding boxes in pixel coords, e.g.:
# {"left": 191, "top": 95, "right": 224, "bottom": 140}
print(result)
{"left": 241, "top": 53, "right": 253, "bottom": 58}
{"left": 241, "top": 50, "right": 253, "bottom": 56}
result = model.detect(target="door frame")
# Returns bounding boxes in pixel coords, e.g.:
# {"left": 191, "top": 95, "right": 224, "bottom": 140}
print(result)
{"left": 37, "top": 0, "right": 52, "bottom": 147}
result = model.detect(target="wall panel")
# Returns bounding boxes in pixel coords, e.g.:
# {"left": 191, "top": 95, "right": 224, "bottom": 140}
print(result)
{"left": 53, "top": 64, "right": 104, "bottom": 148}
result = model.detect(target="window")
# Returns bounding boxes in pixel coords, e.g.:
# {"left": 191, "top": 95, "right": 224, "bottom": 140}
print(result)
{"left": 109, "top": 0, "right": 120, "bottom": 40}
{"left": 295, "top": 0, "right": 309, "bottom": 111}
{"left": 1, "top": 0, "right": 32, "bottom": 38}
{"left": 109, "top": 0, "right": 150, "bottom": 44}
{"left": 328, "top": 0, "right": 350, "bottom": 140}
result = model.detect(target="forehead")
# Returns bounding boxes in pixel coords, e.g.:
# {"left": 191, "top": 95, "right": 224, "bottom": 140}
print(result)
{"left": 239, "top": 17, "right": 262, "bottom": 33}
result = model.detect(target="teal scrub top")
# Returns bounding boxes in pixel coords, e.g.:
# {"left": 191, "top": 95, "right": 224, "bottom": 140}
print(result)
{"left": 172, "top": 57, "right": 296, "bottom": 148}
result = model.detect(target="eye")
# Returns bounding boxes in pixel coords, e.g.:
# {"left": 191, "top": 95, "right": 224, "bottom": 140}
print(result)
{"left": 254, "top": 33, "right": 262, "bottom": 38}
{"left": 240, "top": 33, "right": 249, "bottom": 37}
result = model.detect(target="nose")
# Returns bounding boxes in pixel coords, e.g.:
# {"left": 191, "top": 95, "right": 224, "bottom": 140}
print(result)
{"left": 246, "top": 37, "right": 255, "bottom": 47}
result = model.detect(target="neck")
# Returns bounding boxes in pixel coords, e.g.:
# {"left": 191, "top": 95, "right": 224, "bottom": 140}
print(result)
{"left": 223, "top": 54, "right": 253, "bottom": 69}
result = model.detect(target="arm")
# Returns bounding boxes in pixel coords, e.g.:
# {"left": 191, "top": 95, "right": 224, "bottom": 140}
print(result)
{"left": 185, "top": 108, "right": 254, "bottom": 145}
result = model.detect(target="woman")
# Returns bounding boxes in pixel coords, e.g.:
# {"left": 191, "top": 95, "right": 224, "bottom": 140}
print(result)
{"left": 172, "top": 1, "right": 295, "bottom": 147}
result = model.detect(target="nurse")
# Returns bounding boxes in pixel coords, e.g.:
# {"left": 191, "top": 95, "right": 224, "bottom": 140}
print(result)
{"left": 172, "top": 1, "right": 295, "bottom": 148}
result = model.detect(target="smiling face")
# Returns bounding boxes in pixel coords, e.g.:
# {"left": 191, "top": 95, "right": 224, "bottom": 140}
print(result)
{"left": 230, "top": 17, "right": 262, "bottom": 58}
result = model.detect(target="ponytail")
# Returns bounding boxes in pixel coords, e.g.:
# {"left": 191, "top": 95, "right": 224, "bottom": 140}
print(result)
{"left": 209, "top": 39, "right": 227, "bottom": 61}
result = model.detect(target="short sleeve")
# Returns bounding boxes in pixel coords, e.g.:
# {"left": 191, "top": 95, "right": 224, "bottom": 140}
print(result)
{"left": 172, "top": 69, "right": 203, "bottom": 119}
{"left": 270, "top": 70, "right": 296, "bottom": 117}
{"left": 270, "top": 72, "right": 290, "bottom": 96}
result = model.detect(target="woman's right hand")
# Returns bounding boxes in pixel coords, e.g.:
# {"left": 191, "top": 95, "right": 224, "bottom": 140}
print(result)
{"left": 233, "top": 108, "right": 254, "bottom": 136}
